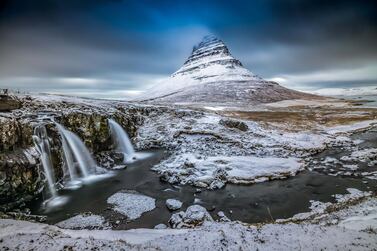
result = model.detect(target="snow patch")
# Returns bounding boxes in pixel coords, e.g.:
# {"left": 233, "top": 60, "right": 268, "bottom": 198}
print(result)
{"left": 107, "top": 191, "right": 156, "bottom": 220}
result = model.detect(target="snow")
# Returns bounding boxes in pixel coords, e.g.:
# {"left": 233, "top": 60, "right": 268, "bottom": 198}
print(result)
{"left": 340, "top": 148, "right": 377, "bottom": 163}
{"left": 2, "top": 209, "right": 377, "bottom": 251}
{"left": 223, "top": 156, "right": 303, "bottom": 184}
{"left": 311, "top": 86, "right": 377, "bottom": 97}
{"left": 135, "top": 108, "right": 336, "bottom": 187}
{"left": 203, "top": 106, "right": 227, "bottom": 111}
{"left": 56, "top": 214, "right": 110, "bottom": 230}
{"left": 156, "top": 154, "right": 303, "bottom": 186}
{"left": 326, "top": 120, "right": 377, "bottom": 134}
{"left": 166, "top": 199, "right": 183, "bottom": 211}
{"left": 107, "top": 191, "right": 156, "bottom": 220}
{"left": 334, "top": 188, "right": 372, "bottom": 203}
{"left": 339, "top": 211, "right": 377, "bottom": 231}
{"left": 169, "top": 205, "right": 214, "bottom": 228}
{"left": 133, "top": 36, "right": 307, "bottom": 103}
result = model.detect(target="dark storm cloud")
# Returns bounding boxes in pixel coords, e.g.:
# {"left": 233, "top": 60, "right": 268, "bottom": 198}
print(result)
{"left": 0, "top": 0, "right": 376, "bottom": 97}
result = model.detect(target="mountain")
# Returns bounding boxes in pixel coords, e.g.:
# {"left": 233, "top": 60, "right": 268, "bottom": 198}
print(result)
{"left": 134, "top": 35, "right": 319, "bottom": 104}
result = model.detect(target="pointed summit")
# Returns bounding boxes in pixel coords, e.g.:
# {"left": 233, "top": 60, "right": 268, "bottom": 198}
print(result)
{"left": 134, "top": 35, "right": 318, "bottom": 104}
{"left": 173, "top": 35, "right": 249, "bottom": 78}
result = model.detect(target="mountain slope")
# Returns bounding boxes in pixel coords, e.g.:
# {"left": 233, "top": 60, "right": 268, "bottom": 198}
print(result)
{"left": 134, "top": 35, "right": 319, "bottom": 104}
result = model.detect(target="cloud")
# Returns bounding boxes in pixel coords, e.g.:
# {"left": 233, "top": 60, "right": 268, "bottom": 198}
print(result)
{"left": 0, "top": 0, "right": 376, "bottom": 97}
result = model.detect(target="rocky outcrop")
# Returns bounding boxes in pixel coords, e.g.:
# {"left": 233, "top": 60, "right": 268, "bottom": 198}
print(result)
{"left": 219, "top": 118, "right": 248, "bottom": 131}
{"left": 0, "top": 95, "right": 21, "bottom": 112}
{"left": 0, "top": 95, "right": 146, "bottom": 211}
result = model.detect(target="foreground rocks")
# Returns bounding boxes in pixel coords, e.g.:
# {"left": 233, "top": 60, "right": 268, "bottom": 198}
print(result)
{"left": 1, "top": 195, "right": 377, "bottom": 251}
{"left": 169, "top": 205, "right": 213, "bottom": 228}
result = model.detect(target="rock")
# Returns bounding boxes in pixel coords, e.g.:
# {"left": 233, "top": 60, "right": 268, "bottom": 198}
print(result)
{"left": 166, "top": 199, "right": 183, "bottom": 211}
{"left": 96, "top": 151, "right": 125, "bottom": 169}
{"left": 219, "top": 119, "right": 248, "bottom": 131}
{"left": 169, "top": 205, "right": 213, "bottom": 229}
{"left": 154, "top": 223, "right": 168, "bottom": 229}
{"left": 0, "top": 95, "right": 21, "bottom": 112}
{"left": 193, "top": 180, "right": 209, "bottom": 188}
{"left": 0, "top": 148, "right": 41, "bottom": 210}
{"left": 56, "top": 213, "right": 110, "bottom": 230}
{"left": 107, "top": 190, "right": 156, "bottom": 220}
{"left": 159, "top": 171, "right": 181, "bottom": 184}
{"left": 0, "top": 95, "right": 146, "bottom": 209}
{"left": 217, "top": 211, "right": 231, "bottom": 222}
{"left": 209, "top": 180, "right": 225, "bottom": 190}
{"left": 169, "top": 211, "right": 186, "bottom": 229}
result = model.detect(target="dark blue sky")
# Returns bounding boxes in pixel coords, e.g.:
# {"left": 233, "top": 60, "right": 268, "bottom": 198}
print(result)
{"left": 0, "top": 0, "right": 376, "bottom": 98}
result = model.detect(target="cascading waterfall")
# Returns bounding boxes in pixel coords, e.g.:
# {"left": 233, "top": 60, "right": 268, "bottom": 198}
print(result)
{"left": 32, "top": 121, "right": 111, "bottom": 209}
{"left": 56, "top": 123, "right": 98, "bottom": 178}
{"left": 32, "top": 124, "right": 57, "bottom": 198}
{"left": 60, "top": 133, "right": 77, "bottom": 181}
{"left": 108, "top": 119, "right": 135, "bottom": 160}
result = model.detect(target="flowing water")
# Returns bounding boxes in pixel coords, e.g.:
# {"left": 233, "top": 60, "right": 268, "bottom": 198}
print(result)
{"left": 29, "top": 129, "right": 377, "bottom": 229}
{"left": 57, "top": 123, "right": 98, "bottom": 178}
{"left": 32, "top": 124, "right": 57, "bottom": 198}
{"left": 108, "top": 119, "right": 135, "bottom": 160}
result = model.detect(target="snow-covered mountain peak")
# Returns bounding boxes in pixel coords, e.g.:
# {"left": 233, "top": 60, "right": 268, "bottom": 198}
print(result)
{"left": 172, "top": 35, "right": 251, "bottom": 78}
{"left": 134, "top": 35, "right": 318, "bottom": 103}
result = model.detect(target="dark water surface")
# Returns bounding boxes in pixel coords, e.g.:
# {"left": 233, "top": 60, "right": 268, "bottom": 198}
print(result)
{"left": 30, "top": 130, "right": 377, "bottom": 230}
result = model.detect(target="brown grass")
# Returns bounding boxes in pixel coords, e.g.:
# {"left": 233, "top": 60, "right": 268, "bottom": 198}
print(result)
{"left": 222, "top": 107, "right": 377, "bottom": 132}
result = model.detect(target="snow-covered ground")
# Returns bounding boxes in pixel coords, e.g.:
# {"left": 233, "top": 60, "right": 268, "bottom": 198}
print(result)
{"left": 2, "top": 92, "right": 377, "bottom": 249}
{"left": 1, "top": 195, "right": 377, "bottom": 250}
{"left": 135, "top": 106, "right": 376, "bottom": 188}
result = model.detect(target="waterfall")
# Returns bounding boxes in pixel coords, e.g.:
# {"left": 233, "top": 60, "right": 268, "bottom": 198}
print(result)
{"left": 61, "top": 133, "right": 77, "bottom": 181}
{"left": 108, "top": 119, "right": 135, "bottom": 160}
{"left": 32, "top": 124, "right": 57, "bottom": 198}
{"left": 56, "top": 123, "right": 98, "bottom": 178}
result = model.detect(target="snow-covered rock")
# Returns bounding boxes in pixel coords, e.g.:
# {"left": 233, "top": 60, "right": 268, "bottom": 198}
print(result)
{"left": 157, "top": 154, "right": 303, "bottom": 186}
{"left": 340, "top": 148, "right": 377, "bottom": 163}
{"left": 166, "top": 199, "right": 183, "bottom": 211}
{"left": 154, "top": 223, "right": 168, "bottom": 229}
{"left": 55, "top": 214, "right": 110, "bottom": 230}
{"left": 169, "top": 205, "right": 213, "bottom": 228}
{"left": 107, "top": 191, "right": 156, "bottom": 220}
{"left": 217, "top": 211, "right": 231, "bottom": 222}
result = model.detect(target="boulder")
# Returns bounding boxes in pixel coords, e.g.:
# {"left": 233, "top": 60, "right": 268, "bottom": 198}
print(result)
{"left": 0, "top": 95, "right": 21, "bottom": 112}
{"left": 219, "top": 119, "right": 248, "bottom": 131}
{"left": 166, "top": 199, "right": 183, "bottom": 211}
{"left": 169, "top": 205, "right": 213, "bottom": 228}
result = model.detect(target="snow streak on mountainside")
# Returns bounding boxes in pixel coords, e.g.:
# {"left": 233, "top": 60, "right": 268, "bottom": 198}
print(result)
{"left": 134, "top": 35, "right": 319, "bottom": 104}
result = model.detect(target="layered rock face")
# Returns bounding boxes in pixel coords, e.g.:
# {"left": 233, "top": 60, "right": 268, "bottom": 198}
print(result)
{"left": 135, "top": 35, "right": 318, "bottom": 104}
{"left": 0, "top": 95, "right": 145, "bottom": 210}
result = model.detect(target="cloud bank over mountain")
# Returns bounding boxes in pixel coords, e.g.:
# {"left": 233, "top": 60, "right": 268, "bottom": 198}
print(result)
{"left": 0, "top": 0, "right": 376, "bottom": 98}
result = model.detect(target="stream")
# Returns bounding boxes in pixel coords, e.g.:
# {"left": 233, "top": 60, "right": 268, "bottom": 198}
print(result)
{"left": 29, "top": 129, "right": 377, "bottom": 229}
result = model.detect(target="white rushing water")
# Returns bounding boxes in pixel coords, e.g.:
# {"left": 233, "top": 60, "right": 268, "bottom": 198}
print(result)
{"left": 32, "top": 124, "right": 57, "bottom": 198}
{"left": 108, "top": 119, "right": 135, "bottom": 160}
{"left": 56, "top": 123, "right": 98, "bottom": 178}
